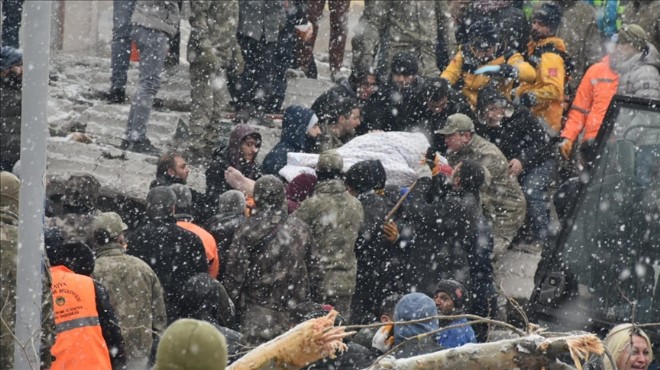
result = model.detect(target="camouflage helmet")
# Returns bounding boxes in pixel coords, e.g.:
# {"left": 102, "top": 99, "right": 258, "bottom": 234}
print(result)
{"left": 0, "top": 171, "right": 20, "bottom": 214}
{"left": 63, "top": 174, "right": 101, "bottom": 209}
{"left": 92, "top": 212, "right": 128, "bottom": 241}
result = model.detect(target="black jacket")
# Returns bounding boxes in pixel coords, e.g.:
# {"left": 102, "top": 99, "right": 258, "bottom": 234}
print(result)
{"left": 474, "top": 103, "right": 555, "bottom": 172}
{"left": 352, "top": 191, "right": 396, "bottom": 324}
{"left": 364, "top": 77, "right": 427, "bottom": 133}
{"left": 179, "top": 273, "right": 237, "bottom": 330}
{"left": 94, "top": 281, "right": 127, "bottom": 370}
{"left": 204, "top": 212, "right": 247, "bottom": 283}
{"left": 127, "top": 216, "right": 208, "bottom": 323}
{"left": 393, "top": 336, "right": 443, "bottom": 359}
{"left": 403, "top": 176, "right": 494, "bottom": 303}
{"left": 456, "top": 4, "right": 529, "bottom": 53}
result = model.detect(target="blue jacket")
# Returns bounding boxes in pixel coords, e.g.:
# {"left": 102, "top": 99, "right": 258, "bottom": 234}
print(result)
{"left": 436, "top": 317, "right": 477, "bottom": 348}
{"left": 262, "top": 106, "right": 315, "bottom": 176}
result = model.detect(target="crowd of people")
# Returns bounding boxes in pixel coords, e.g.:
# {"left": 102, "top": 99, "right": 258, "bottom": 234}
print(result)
{"left": 1, "top": 0, "right": 660, "bottom": 369}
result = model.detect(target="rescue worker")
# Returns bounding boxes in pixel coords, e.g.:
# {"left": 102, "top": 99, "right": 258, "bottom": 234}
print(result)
{"left": 91, "top": 212, "right": 167, "bottom": 369}
{"left": 187, "top": 0, "right": 243, "bottom": 166}
{"left": 293, "top": 151, "right": 364, "bottom": 321}
{"left": 317, "top": 97, "right": 361, "bottom": 152}
{"left": 559, "top": 24, "right": 660, "bottom": 161}
{"left": 47, "top": 238, "right": 126, "bottom": 369}
{"left": 515, "top": 3, "right": 568, "bottom": 133}
{"left": 441, "top": 18, "right": 536, "bottom": 110}
{"left": 437, "top": 114, "right": 526, "bottom": 259}
{"left": 621, "top": 0, "right": 660, "bottom": 51}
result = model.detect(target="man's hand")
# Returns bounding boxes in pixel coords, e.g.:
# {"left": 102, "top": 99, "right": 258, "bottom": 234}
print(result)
{"left": 225, "top": 166, "right": 246, "bottom": 189}
{"left": 372, "top": 324, "right": 394, "bottom": 353}
{"left": 382, "top": 221, "right": 399, "bottom": 243}
{"left": 559, "top": 138, "right": 574, "bottom": 160}
{"left": 508, "top": 158, "right": 523, "bottom": 177}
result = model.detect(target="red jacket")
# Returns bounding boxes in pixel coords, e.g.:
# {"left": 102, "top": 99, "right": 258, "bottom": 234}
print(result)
{"left": 561, "top": 56, "right": 619, "bottom": 142}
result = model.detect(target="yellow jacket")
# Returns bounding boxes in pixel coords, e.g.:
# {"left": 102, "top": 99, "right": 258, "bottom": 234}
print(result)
{"left": 516, "top": 37, "right": 567, "bottom": 132}
{"left": 441, "top": 50, "right": 536, "bottom": 109}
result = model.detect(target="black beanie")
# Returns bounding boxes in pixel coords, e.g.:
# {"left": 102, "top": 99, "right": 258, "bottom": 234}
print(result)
{"left": 368, "top": 160, "right": 387, "bottom": 191}
{"left": 466, "top": 18, "right": 500, "bottom": 49}
{"left": 435, "top": 280, "right": 468, "bottom": 311}
{"left": 533, "top": 3, "right": 562, "bottom": 33}
{"left": 345, "top": 160, "right": 377, "bottom": 194}
{"left": 391, "top": 52, "right": 418, "bottom": 76}
{"left": 476, "top": 85, "right": 509, "bottom": 115}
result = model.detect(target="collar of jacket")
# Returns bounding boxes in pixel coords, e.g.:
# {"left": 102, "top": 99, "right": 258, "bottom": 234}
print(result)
{"left": 174, "top": 213, "right": 194, "bottom": 222}
{"left": 314, "top": 179, "right": 346, "bottom": 195}
{"left": 0, "top": 208, "right": 18, "bottom": 225}
{"left": 150, "top": 215, "right": 177, "bottom": 224}
{"left": 94, "top": 242, "right": 125, "bottom": 258}
{"left": 528, "top": 36, "right": 567, "bottom": 54}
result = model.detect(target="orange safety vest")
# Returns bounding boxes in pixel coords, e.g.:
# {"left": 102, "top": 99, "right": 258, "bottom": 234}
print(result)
{"left": 50, "top": 265, "right": 112, "bottom": 370}
{"left": 177, "top": 221, "right": 220, "bottom": 279}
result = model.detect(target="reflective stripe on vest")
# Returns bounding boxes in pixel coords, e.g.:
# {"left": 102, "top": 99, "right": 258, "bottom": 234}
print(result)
{"left": 50, "top": 265, "right": 112, "bottom": 370}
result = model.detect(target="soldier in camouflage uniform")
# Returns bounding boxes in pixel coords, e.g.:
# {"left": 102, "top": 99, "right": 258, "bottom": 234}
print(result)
{"left": 224, "top": 175, "right": 322, "bottom": 346}
{"left": 437, "top": 114, "right": 526, "bottom": 259}
{"left": 187, "top": 0, "right": 244, "bottom": 166}
{"left": 1, "top": 172, "right": 55, "bottom": 370}
{"left": 47, "top": 173, "right": 101, "bottom": 244}
{"left": 351, "top": 0, "right": 453, "bottom": 78}
{"left": 91, "top": 212, "right": 167, "bottom": 369}
{"left": 293, "top": 151, "right": 364, "bottom": 321}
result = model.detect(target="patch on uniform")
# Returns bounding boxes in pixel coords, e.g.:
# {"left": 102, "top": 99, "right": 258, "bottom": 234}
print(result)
{"left": 56, "top": 296, "right": 66, "bottom": 306}
{"left": 548, "top": 68, "right": 558, "bottom": 77}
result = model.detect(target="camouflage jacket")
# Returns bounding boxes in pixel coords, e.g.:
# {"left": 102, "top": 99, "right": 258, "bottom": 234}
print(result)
{"left": 446, "top": 135, "right": 526, "bottom": 235}
{"left": 93, "top": 242, "right": 167, "bottom": 368}
{"left": 1, "top": 209, "right": 55, "bottom": 370}
{"left": 352, "top": 0, "right": 452, "bottom": 76}
{"left": 187, "top": 0, "right": 241, "bottom": 66}
{"left": 224, "top": 208, "right": 321, "bottom": 344}
{"left": 293, "top": 179, "right": 364, "bottom": 299}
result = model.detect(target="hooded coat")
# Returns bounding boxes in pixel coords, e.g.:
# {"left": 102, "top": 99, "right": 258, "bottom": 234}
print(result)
{"left": 262, "top": 106, "right": 315, "bottom": 175}
{"left": 403, "top": 175, "right": 495, "bottom": 300}
{"left": 475, "top": 87, "right": 555, "bottom": 172}
{"left": 346, "top": 161, "right": 396, "bottom": 325}
{"left": 224, "top": 176, "right": 323, "bottom": 346}
{"left": 392, "top": 293, "right": 443, "bottom": 358}
{"left": 206, "top": 124, "right": 262, "bottom": 202}
{"left": 204, "top": 190, "right": 247, "bottom": 283}
{"left": 614, "top": 43, "right": 660, "bottom": 99}
{"left": 455, "top": 2, "right": 529, "bottom": 53}
{"left": 127, "top": 216, "right": 208, "bottom": 323}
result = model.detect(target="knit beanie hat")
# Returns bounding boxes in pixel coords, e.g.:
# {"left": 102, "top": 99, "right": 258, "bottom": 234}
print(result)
{"left": 391, "top": 52, "right": 418, "bottom": 76}
{"left": 153, "top": 319, "right": 228, "bottom": 370}
{"left": 533, "top": 3, "right": 563, "bottom": 33}
{"left": 345, "top": 160, "right": 377, "bottom": 194}
{"left": 0, "top": 171, "right": 20, "bottom": 214}
{"left": 435, "top": 280, "right": 468, "bottom": 311}
{"left": 618, "top": 24, "right": 649, "bottom": 51}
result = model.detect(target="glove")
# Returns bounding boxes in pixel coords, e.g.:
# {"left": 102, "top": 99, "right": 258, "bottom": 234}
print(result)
{"left": 382, "top": 221, "right": 399, "bottom": 243}
{"left": 559, "top": 138, "right": 574, "bottom": 160}
{"left": 195, "top": 47, "right": 220, "bottom": 70}
{"left": 518, "top": 92, "right": 537, "bottom": 107}
{"left": 230, "top": 48, "right": 245, "bottom": 76}
{"left": 372, "top": 325, "right": 394, "bottom": 353}
{"left": 416, "top": 165, "right": 432, "bottom": 179}
{"left": 475, "top": 64, "right": 518, "bottom": 79}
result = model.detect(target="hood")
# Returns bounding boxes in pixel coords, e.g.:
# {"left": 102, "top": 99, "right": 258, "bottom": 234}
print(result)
{"left": 153, "top": 318, "right": 227, "bottom": 370}
{"left": 531, "top": 36, "right": 567, "bottom": 53}
{"left": 254, "top": 175, "right": 287, "bottom": 212}
{"left": 393, "top": 293, "right": 439, "bottom": 344}
{"left": 282, "top": 106, "right": 315, "bottom": 150}
{"left": 286, "top": 173, "right": 317, "bottom": 203}
{"left": 227, "top": 124, "right": 261, "bottom": 170}
{"left": 179, "top": 273, "right": 225, "bottom": 326}
{"left": 613, "top": 43, "right": 660, "bottom": 75}
{"left": 217, "top": 190, "right": 246, "bottom": 215}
